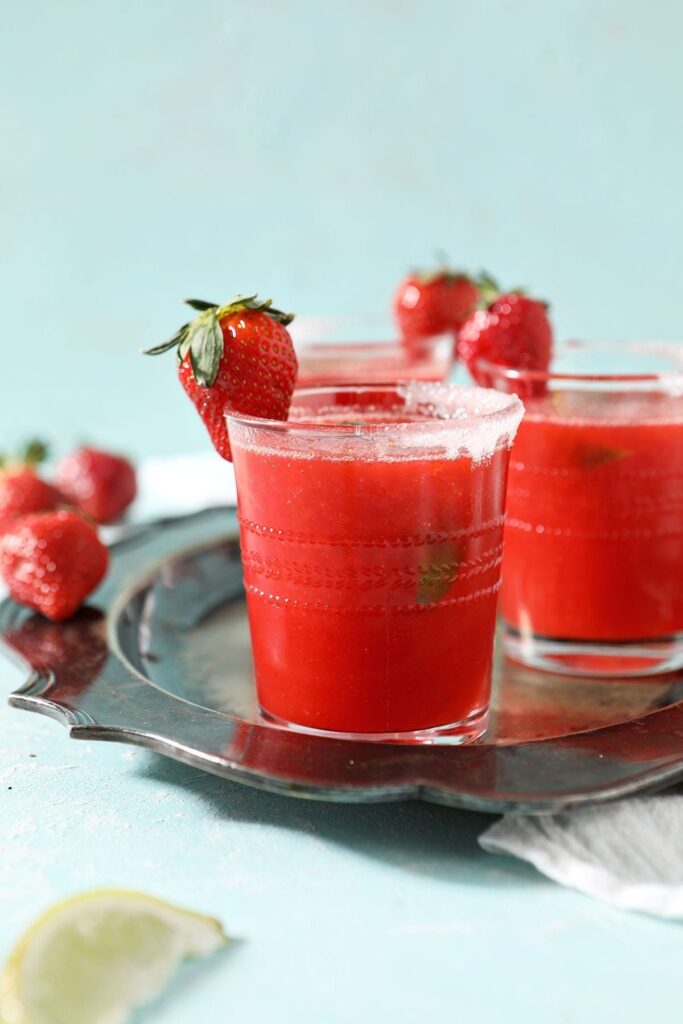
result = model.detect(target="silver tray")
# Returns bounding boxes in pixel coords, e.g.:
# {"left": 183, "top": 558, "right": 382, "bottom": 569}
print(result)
{"left": 4, "top": 507, "right": 683, "bottom": 813}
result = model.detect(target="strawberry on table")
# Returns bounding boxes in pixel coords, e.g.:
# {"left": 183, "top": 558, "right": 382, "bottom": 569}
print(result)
{"left": 393, "top": 268, "right": 480, "bottom": 341}
{"left": 56, "top": 447, "right": 137, "bottom": 524}
{"left": 145, "top": 295, "right": 297, "bottom": 461}
{"left": 0, "top": 440, "right": 64, "bottom": 537}
{"left": 457, "top": 290, "right": 553, "bottom": 385}
{"left": 0, "top": 511, "right": 109, "bottom": 622}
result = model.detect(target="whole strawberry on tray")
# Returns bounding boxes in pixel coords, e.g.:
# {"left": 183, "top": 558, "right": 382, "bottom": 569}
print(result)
{"left": 56, "top": 447, "right": 137, "bottom": 525}
{"left": 0, "top": 440, "right": 64, "bottom": 537}
{"left": 145, "top": 295, "right": 297, "bottom": 461}
{"left": 1, "top": 511, "right": 108, "bottom": 622}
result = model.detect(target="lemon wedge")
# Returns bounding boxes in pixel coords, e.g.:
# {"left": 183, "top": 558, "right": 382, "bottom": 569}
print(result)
{"left": 0, "top": 888, "right": 227, "bottom": 1024}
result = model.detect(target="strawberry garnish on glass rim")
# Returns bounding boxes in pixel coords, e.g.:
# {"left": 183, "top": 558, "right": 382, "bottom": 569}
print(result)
{"left": 145, "top": 295, "right": 297, "bottom": 461}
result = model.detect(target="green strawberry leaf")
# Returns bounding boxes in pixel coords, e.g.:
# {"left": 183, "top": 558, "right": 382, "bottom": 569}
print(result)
{"left": 143, "top": 324, "right": 190, "bottom": 356}
{"left": 184, "top": 298, "right": 219, "bottom": 312}
{"left": 220, "top": 294, "right": 295, "bottom": 326}
{"left": 474, "top": 271, "right": 501, "bottom": 305}
{"left": 21, "top": 439, "right": 49, "bottom": 466}
{"left": 188, "top": 313, "right": 223, "bottom": 388}
{"left": 577, "top": 444, "right": 631, "bottom": 468}
{"left": 222, "top": 294, "right": 259, "bottom": 311}
{"left": 270, "top": 308, "right": 295, "bottom": 326}
{"left": 0, "top": 438, "right": 50, "bottom": 470}
{"left": 417, "top": 544, "right": 462, "bottom": 605}
{"left": 177, "top": 331, "right": 193, "bottom": 366}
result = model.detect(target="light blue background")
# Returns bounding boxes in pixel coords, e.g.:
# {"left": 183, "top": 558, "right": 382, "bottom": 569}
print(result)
{"left": 3, "top": 0, "right": 683, "bottom": 456}
{"left": 2, "top": 3, "right": 683, "bottom": 1021}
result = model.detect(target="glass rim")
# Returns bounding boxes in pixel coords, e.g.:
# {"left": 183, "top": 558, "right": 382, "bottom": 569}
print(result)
{"left": 295, "top": 336, "right": 450, "bottom": 354}
{"left": 476, "top": 339, "right": 683, "bottom": 384}
{"left": 226, "top": 383, "right": 523, "bottom": 438}
{"left": 289, "top": 314, "right": 451, "bottom": 347}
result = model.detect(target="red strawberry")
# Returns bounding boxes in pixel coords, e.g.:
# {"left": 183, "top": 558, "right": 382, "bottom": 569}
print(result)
{"left": 0, "top": 440, "right": 63, "bottom": 536}
{"left": 145, "top": 295, "right": 298, "bottom": 461}
{"left": 0, "top": 511, "right": 108, "bottom": 621}
{"left": 0, "top": 472, "right": 64, "bottom": 536}
{"left": 56, "top": 447, "right": 137, "bottom": 524}
{"left": 394, "top": 270, "right": 480, "bottom": 340}
{"left": 457, "top": 292, "right": 553, "bottom": 384}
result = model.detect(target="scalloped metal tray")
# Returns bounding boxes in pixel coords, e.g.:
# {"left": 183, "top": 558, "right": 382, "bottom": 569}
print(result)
{"left": 4, "top": 507, "right": 683, "bottom": 813}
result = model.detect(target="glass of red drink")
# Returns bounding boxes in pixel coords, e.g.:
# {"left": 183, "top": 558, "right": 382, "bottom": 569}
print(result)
{"left": 481, "top": 341, "right": 683, "bottom": 677}
{"left": 291, "top": 316, "right": 454, "bottom": 387}
{"left": 227, "top": 383, "right": 523, "bottom": 743}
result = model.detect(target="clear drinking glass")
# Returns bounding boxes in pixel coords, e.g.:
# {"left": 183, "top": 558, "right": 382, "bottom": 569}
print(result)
{"left": 290, "top": 316, "right": 454, "bottom": 387}
{"left": 480, "top": 341, "right": 683, "bottom": 677}
{"left": 227, "top": 383, "right": 523, "bottom": 743}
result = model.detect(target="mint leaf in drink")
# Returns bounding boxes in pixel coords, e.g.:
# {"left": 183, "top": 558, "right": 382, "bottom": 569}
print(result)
{"left": 576, "top": 444, "right": 631, "bottom": 468}
{"left": 417, "top": 544, "right": 462, "bottom": 605}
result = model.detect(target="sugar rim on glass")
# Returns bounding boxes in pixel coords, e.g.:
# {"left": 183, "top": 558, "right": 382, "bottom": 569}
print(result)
{"left": 227, "top": 383, "right": 522, "bottom": 434}
{"left": 226, "top": 383, "right": 524, "bottom": 463}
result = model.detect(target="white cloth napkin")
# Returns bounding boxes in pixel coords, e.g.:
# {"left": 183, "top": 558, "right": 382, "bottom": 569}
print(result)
{"left": 133, "top": 452, "right": 237, "bottom": 521}
{"left": 480, "top": 791, "right": 683, "bottom": 918}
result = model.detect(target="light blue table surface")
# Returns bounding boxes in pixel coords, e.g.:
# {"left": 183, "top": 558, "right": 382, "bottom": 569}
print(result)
{"left": 3, "top": 669, "right": 683, "bottom": 1024}
{"left": 2, "top": 1, "right": 683, "bottom": 1020}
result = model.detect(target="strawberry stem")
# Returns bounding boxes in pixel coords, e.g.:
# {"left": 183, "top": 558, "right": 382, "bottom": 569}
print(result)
{"left": 0, "top": 438, "right": 49, "bottom": 471}
{"left": 22, "top": 439, "right": 49, "bottom": 467}
{"left": 474, "top": 272, "right": 501, "bottom": 307}
{"left": 144, "top": 294, "right": 295, "bottom": 389}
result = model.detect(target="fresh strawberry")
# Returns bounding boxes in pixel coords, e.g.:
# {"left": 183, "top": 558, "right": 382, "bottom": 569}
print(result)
{"left": 56, "top": 447, "right": 137, "bottom": 524}
{"left": 0, "top": 511, "right": 108, "bottom": 622}
{"left": 145, "top": 295, "right": 297, "bottom": 461}
{"left": 394, "top": 270, "right": 480, "bottom": 340}
{"left": 0, "top": 472, "right": 64, "bottom": 536}
{"left": 0, "top": 440, "right": 63, "bottom": 536}
{"left": 457, "top": 292, "right": 553, "bottom": 385}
